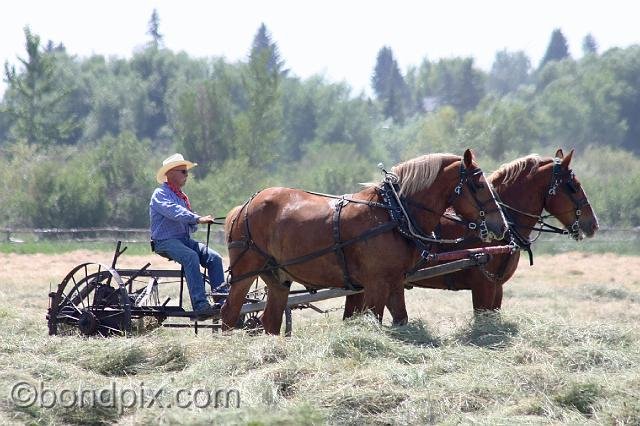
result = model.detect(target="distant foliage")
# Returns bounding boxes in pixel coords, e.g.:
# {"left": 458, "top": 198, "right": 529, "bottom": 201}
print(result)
{"left": 487, "top": 50, "right": 531, "bottom": 96}
{"left": 371, "top": 46, "right": 410, "bottom": 123}
{"left": 539, "top": 28, "right": 571, "bottom": 68}
{"left": 3, "top": 27, "right": 80, "bottom": 146}
{"left": 1, "top": 24, "right": 640, "bottom": 228}
{"left": 582, "top": 33, "right": 598, "bottom": 56}
{"left": 578, "top": 146, "right": 640, "bottom": 227}
{"left": 424, "top": 58, "right": 485, "bottom": 113}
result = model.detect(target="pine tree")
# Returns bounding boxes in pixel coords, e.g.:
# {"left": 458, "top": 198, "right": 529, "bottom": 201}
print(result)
{"left": 147, "top": 9, "right": 163, "bottom": 48}
{"left": 250, "top": 23, "right": 286, "bottom": 76}
{"left": 371, "top": 46, "right": 409, "bottom": 123}
{"left": 540, "top": 28, "right": 570, "bottom": 68}
{"left": 372, "top": 47, "right": 395, "bottom": 99}
{"left": 582, "top": 33, "right": 598, "bottom": 56}
{"left": 236, "top": 23, "right": 286, "bottom": 168}
{"left": 3, "top": 27, "right": 77, "bottom": 146}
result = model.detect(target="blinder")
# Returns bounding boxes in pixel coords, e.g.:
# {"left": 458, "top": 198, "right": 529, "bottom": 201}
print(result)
{"left": 451, "top": 163, "right": 500, "bottom": 241}
{"left": 546, "top": 157, "right": 590, "bottom": 239}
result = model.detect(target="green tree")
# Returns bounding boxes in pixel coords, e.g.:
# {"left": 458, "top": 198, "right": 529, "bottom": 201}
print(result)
{"left": 80, "top": 56, "right": 142, "bottom": 141}
{"left": 3, "top": 27, "right": 78, "bottom": 146}
{"left": 92, "top": 133, "right": 155, "bottom": 226}
{"left": 281, "top": 77, "right": 319, "bottom": 161}
{"left": 407, "top": 59, "right": 434, "bottom": 114}
{"left": 427, "top": 58, "right": 485, "bottom": 114}
{"left": 147, "top": 8, "right": 164, "bottom": 48}
{"left": 599, "top": 46, "right": 640, "bottom": 152}
{"left": 582, "top": 33, "right": 598, "bottom": 56}
{"left": 22, "top": 151, "right": 109, "bottom": 227}
{"left": 371, "top": 46, "right": 409, "bottom": 123}
{"left": 312, "top": 82, "right": 374, "bottom": 154}
{"left": 464, "top": 96, "right": 541, "bottom": 159}
{"left": 534, "top": 55, "right": 627, "bottom": 151}
{"left": 487, "top": 50, "right": 531, "bottom": 96}
{"left": 172, "top": 77, "right": 233, "bottom": 177}
{"left": 540, "top": 28, "right": 570, "bottom": 68}
{"left": 235, "top": 23, "right": 286, "bottom": 169}
{"left": 402, "top": 106, "right": 461, "bottom": 158}
{"left": 130, "top": 48, "right": 181, "bottom": 142}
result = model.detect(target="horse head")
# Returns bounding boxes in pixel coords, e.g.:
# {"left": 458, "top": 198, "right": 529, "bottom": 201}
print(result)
{"left": 449, "top": 149, "right": 509, "bottom": 242}
{"left": 391, "top": 149, "right": 508, "bottom": 242}
{"left": 543, "top": 149, "right": 599, "bottom": 240}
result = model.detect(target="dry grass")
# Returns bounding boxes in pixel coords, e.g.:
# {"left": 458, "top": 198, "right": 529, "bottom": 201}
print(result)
{"left": 1, "top": 250, "right": 640, "bottom": 424}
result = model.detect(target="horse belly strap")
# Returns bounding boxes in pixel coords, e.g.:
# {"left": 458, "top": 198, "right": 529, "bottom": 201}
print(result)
{"left": 333, "top": 198, "right": 363, "bottom": 291}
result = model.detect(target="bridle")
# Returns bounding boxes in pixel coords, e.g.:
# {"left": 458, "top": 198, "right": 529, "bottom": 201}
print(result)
{"left": 545, "top": 158, "right": 591, "bottom": 239}
{"left": 384, "top": 162, "right": 501, "bottom": 245}
{"left": 448, "top": 163, "right": 504, "bottom": 242}
{"left": 498, "top": 157, "right": 591, "bottom": 241}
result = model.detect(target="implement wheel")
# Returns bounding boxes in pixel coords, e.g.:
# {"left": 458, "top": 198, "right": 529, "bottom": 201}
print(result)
{"left": 47, "top": 263, "right": 131, "bottom": 336}
{"left": 239, "top": 280, "right": 292, "bottom": 336}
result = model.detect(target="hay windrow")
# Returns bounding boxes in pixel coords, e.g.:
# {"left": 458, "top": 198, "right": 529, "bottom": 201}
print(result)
{"left": 1, "top": 251, "right": 639, "bottom": 424}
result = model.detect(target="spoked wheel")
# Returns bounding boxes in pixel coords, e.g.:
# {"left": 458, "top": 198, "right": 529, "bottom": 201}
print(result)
{"left": 47, "top": 263, "right": 131, "bottom": 336}
{"left": 238, "top": 279, "right": 293, "bottom": 336}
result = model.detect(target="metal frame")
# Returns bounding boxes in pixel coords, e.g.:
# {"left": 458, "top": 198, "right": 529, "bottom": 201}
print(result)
{"left": 46, "top": 241, "right": 516, "bottom": 337}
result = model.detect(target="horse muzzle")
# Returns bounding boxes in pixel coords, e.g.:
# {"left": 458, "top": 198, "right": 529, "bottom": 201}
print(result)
{"left": 578, "top": 216, "right": 599, "bottom": 239}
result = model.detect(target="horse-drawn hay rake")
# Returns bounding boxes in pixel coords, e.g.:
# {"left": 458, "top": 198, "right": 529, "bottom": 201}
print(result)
{"left": 46, "top": 149, "right": 597, "bottom": 337}
{"left": 46, "top": 241, "right": 292, "bottom": 336}
{"left": 46, "top": 239, "right": 515, "bottom": 337}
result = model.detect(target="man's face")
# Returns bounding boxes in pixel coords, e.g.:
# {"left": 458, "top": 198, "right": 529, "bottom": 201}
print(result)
{"left": 166, "top": 165, "right": 189, "bottom": 188}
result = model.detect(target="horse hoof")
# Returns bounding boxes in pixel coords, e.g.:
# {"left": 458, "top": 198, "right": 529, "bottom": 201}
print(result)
{"left": 393, "top": 318, "right": 408, "bottom": 326}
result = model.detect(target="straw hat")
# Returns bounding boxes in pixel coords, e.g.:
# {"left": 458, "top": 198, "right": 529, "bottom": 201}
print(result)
{"left": 156, "top": 153, "right": 197, "bottom": 183}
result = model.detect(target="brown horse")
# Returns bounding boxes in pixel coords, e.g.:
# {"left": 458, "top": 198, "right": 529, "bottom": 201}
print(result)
{"left": 221, "top": 149, "right": 509, "bottom": 334}
{"left": 344, "top": 149, "right": 599, "bottom": 320}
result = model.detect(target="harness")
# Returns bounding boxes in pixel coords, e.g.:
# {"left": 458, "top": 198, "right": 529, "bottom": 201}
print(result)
{"left": 471, "top": 157, "right": 591, "bottom": 282}
{"left": 226, "top": 163, "right": 495, "bottom": 290}
{"left": 499, "top": 157, "right": 591, "bottom": 243}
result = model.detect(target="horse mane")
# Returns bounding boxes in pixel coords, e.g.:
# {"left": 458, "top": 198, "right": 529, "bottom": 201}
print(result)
{"left": 391, "top": 153, "right": 458, "bottom": 197}
{"left": 489, "top": 154, "right": 543, "bottom": 187}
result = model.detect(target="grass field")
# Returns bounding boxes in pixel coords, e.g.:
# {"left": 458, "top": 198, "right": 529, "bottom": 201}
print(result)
{"left": 1, "top": 246, "right": 640, "bottom": 425}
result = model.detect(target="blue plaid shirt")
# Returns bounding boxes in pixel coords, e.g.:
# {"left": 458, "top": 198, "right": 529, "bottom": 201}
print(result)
{"left": 149, "top": 183, "right": 200, "bottom": 241}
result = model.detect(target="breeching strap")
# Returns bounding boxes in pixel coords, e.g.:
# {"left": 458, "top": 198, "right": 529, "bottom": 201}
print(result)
{"left": 332, "top": 198, "right": 361, "bottom": 291}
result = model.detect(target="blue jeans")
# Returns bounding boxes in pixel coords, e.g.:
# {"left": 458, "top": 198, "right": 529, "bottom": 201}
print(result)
{"left": 153, "top": 237, "right": 225, "bottom": 310}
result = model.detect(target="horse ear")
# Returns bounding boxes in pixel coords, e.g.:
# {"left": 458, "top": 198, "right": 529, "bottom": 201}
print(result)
{"left": 463, "top": 149, "right": 474, "bottom": 168}
{"left": 561, "top": 148, "right": 574, "bottom": 167}
{"left": 555, "top": 149, "right": 564, "bottom": 159}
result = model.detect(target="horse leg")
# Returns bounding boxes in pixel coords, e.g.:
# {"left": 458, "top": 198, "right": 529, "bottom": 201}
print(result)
{"left": 491, "top": 284, "right": 504, "bottom": 310}
{"left": 260, "top": 276, "right": 291, "bottom": 335}
{"left": 386, "top": 283, "right": 408, "bottom": 326}
{"left": 221, "top": 277, "right": 254, "bottom": 330}
{"left": 343, "top": 293, "right": 365, "bottom": 320}
{"left": 472, "top": 282, "right": 499, "bottom": 316}
{"left": 363, "top": 284, "right": 390, "bottom": 323}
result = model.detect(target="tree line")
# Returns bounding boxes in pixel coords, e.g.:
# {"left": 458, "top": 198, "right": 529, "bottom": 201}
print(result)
{"left": 1, "top": 13, "right": 638, "bottom": 229}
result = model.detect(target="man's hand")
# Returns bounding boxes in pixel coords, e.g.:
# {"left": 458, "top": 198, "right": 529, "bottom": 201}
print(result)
{"left": 197, "top": 215, "right": 215, "bottom": 224}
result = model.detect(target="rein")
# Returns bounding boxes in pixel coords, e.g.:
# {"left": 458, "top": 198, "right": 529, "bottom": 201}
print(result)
{"left": 498, "top": 202, "right": 568, "bottom": 239}
{"left": 496, "top": 157, "right": 590, "bottom": 242}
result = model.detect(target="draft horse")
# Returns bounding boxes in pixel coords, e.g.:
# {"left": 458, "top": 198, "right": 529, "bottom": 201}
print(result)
{"left": 344, "top": 148, "right": 599, "bottom": 320}
{"left": 221, "top": 149, "right": 508, "bottom": 334}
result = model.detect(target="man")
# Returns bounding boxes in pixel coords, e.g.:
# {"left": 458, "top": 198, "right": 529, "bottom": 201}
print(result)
{"left": 149, "top": 153, "right": 227, "bottom": 319}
